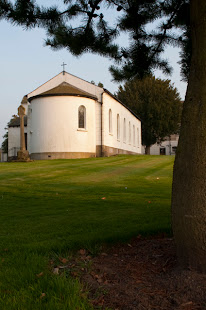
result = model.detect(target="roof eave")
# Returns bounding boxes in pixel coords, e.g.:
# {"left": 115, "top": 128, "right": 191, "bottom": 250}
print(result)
{"left": 103, "top": 88, "right": 142, "bottom": 122}
{"left": 28, "top": 93, "right": 98, "bottom": 103}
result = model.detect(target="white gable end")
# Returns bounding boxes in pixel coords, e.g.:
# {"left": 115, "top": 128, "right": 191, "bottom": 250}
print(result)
{"left": 28, "top": 72, "right": 103, "bottom": 102}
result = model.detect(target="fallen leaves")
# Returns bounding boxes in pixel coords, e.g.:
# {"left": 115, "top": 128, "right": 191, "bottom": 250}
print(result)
{"left": 36, "top": 272, "right": 44, "bottom": 278}
{"left": 40, "top": 293, "right": 46, "bottom": 299}
{"left": 59, "top": 257, "right": 68, "bottom": 264}
{"left": 79, "top": 249, "right": 86, "bottom": 256}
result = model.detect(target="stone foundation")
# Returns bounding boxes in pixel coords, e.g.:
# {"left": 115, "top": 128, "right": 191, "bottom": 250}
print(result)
{"left": 17, "top": 150, "right": 30, "bottom": 161}
{"left": 96, "top": 145, "right": 102, "bottom": 157}
{"left": 30, "top": 147, "right": 139, "bottom": 160}
{"left": 30, "top": 152, "right": 96, "bottom": 160}
{"left": 102, "top": 145, "right": 139, "bottom": 157}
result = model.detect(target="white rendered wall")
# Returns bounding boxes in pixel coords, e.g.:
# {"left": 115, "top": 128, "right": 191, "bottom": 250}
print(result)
{"left": 28, "top": 72, "right": 103, "bottom": 102}
{"left": 8, "top": 126, "right": 27, "bottom": 157}
{"left": 29, "top": 96, "right": 96, "bottom": 154}
{"left": 1, "top": 153, "right": 7, "bottom": 162}
{"left": 102, "top": 93, "right": 142, "bottom": 154}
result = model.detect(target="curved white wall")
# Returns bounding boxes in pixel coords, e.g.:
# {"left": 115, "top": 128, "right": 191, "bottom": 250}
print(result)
{"left": 28, "top": 96, "right": 96, "bottom": 155}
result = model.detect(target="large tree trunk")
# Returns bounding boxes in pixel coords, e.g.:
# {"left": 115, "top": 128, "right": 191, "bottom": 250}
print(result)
{"left": 172, "top": 0, "right": 206, "bottom": 272}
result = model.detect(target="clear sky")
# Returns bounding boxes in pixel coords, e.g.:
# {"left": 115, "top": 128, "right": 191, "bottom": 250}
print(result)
{"left": 0, "top": 10, "right": 187, "bottom": 146}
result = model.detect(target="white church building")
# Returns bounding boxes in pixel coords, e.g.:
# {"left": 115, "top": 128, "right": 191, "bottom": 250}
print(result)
{"left": 8, "top": 71, "right": 142, "bottom": 160}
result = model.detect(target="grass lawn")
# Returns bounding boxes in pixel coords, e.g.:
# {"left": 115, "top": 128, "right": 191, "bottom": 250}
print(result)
{"left": 0, "top": 155, "right": 174, "bottom": 309}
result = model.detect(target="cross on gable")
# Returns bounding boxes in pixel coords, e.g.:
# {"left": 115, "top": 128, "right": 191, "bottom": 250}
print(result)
{"left": 61, "top": 62, "right": 67, "bottom": 74}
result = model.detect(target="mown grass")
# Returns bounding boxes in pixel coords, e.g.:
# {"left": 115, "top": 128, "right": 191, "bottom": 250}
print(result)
{"left": 0, "top": 155, "right": 174, "bottom": 309}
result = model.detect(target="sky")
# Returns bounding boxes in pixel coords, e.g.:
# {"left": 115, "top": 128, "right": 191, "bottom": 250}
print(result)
{"left": 0, "top": 6, "right": 187, "bottom": 146}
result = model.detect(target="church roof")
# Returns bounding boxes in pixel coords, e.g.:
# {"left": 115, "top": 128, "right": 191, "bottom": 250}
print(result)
{"left": 103, "top": 89, "right": 141, "bottom": 121}
{"left": 28, "top": 82, "right": 98, "bottom": 102}
{"left": 8, "top": 116, "right": 27, "bottom": 127}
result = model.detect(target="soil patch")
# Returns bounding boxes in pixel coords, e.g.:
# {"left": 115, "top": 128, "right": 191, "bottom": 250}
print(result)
{"left": 72, "top": 236, "right": 206, "bottom": 310}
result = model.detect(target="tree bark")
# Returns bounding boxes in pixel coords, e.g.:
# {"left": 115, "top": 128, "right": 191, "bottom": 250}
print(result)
{"left": 172, "top": 0, "right": 206, "bottom": 272}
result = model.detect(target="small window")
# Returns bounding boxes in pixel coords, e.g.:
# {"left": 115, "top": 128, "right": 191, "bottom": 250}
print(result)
{"left": 78, "top": 105, "right": 86, "bottom": 129}
{"left": 123, "top": 118, "right": 126, "bottom": 143}
{"left": 109, "top": 109, "right": 112, "bottom": 133}
{"left": 160, "top": 147, "right": 166, "bottom": 155}
{"left": 137, "top": 128, "right": 139, "bottom": 147}
{"left": 129, "top": 122, "right": 131, "bottom": 144}
{"left": 133, "top": 125, "right": 135, "bottom": 146}
{"left": 117, "top": 114, "right": 120, "bottom": 140}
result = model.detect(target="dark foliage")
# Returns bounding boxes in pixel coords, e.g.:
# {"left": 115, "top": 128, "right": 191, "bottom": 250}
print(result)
{"left": 117, "top": 76, "right": 182, "bottom": 148}
{"left": 1, "top": 132, "right": 8, "bottom": 153}
{"left": 0, "top": 0, "right": 190, "bottom": 81}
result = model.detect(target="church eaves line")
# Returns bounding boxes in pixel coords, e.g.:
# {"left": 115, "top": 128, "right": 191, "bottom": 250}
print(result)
{"left": 103, "top": 89, "right": 141, "bottom": 122}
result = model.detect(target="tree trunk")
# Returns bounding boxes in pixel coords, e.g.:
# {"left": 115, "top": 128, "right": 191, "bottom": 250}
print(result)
{"left": 172, "top": 0, "right": 206, "bottom": 272}
{"left": 145, "top": 146, "right": 150, "bottom": 155}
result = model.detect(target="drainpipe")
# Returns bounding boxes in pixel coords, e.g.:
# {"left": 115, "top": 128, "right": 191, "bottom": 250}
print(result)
{"left": 100, "top": 92, "right": 103, "bottom": 157}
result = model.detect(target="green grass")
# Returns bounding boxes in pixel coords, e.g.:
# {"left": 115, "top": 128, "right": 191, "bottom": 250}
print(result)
{"left": 0, "top": 155, "right": 174, "bottom": 309}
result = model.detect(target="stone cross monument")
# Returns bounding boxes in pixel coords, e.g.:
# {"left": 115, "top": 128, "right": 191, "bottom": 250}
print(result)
{"left": 17, "top": 105, "right": 30, "bottom": 161}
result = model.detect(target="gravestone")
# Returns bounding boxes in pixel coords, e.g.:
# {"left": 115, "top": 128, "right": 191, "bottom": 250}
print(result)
{"left": 17, "top": 105, "right": 30, "bottom": 161}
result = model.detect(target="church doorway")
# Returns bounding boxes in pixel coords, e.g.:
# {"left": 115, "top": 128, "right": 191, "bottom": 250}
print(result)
{"left": 160, "top": 147, "right": 166, "bottom": 155}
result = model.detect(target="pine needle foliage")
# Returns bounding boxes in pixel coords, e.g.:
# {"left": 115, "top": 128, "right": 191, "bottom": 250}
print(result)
{"left": 0, "top": 0, "right": 190, "bottom": 81}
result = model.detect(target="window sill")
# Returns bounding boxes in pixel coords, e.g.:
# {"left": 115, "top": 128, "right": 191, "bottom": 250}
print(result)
{"left": 109, "top": 133, "right": 113, "bottom": 136}
{"left": 77, "top": 128, "right": 87, "bottom": 132}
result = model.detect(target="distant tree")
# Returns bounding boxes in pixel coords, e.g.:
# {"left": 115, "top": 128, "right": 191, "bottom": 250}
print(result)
{"left": 1, "top": 132, "right": 8, "bottom": 153}
{"left": 117, "top": 76, "right": 182, "bottom": 154}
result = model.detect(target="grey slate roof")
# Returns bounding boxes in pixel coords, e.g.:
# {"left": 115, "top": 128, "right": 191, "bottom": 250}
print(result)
{"left": 28, "top": 82, "right": 98, "bottom": 102}
{"left": 8, "top": 116, "right": 27, "bottom": 127}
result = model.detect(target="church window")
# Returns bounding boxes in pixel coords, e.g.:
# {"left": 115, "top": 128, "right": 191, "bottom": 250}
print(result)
{"left": 78, "top": 105, "right": 86, "bottom": 129}
{"left": 133, "top": 125, "right": 135, "bottom": 146}
{"left": 123, "top": 118, "right": 126, "bottom": 143}
{"left": 117, "top": 114, "right": 120, "bottom": 140}
{"left": 137, "top": 128, "right": 139, "bottom": 147}
{"left": 129, "top": 122, "right": 131, "bottom": 144}
{"left": 109, "top": 109, "right": 112, "bottom": 133}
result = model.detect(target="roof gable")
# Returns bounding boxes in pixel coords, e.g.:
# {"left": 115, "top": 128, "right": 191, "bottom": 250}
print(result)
{"left": 27, "top": 71, "right": 103, "bottom": 102}
{"left": 28, "top": 82, "right": 98, "bottom": 102}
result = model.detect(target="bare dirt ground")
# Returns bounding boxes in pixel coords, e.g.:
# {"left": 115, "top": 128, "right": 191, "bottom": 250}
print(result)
{"left": 70, "top": 236, "right": 206, "bottom": 310}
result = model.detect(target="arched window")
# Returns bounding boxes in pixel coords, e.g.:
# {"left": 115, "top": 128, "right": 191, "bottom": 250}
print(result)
{"left": 117, "top": 114, "right": 120, "bottom": 140}
{"left": 137, "top": 128, "right": 139, "bottom": 147}
{"left": 133, "top": 125, "right": 135, "bottom": 146}
{"left": 78, "top": 105, "right": 86, "bottom": 129}
{"left": 123, "top": 118, "right": 126, "bottom": 143}
{"left": 129, "top": 122, "right": 131, "bottom": 144}
{"left": 109, "top": 109, "right": 112, "bottom": 133}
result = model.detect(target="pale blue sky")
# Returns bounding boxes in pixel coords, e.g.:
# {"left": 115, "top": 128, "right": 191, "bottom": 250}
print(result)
{"left": 0, "top": 11, "right": 187, "bottom": 146}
